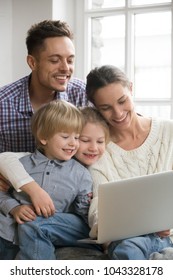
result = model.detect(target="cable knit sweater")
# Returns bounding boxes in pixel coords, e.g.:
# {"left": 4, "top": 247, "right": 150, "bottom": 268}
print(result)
{"left": 88, "top": 118, "right": 173, "bottom": 237}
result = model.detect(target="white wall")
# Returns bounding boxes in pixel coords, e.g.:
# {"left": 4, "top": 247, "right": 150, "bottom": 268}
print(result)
{"left": 0, "top": 0, "right": 53, "bottom": 86}
{"left": 0, "top": 0, "right": 13, "bottom": 85}
{"left": 11, "top": 0, "right": 52, "bottom": 83}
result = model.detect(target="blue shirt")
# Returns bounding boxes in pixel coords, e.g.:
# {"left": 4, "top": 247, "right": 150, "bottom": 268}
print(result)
{"left": 0, "top": 75, "right": 87, "bottom": 152}
{"left": 0, "top": 150, "right": 92, "bottom": 243}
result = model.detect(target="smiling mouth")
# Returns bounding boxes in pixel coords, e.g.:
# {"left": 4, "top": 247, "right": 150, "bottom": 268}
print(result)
{"left": 54, "top": 74, "right": 70, "bottom": 81}
{"left": 63, "top": 149, "right": 76, "bottom": 154}
{"left": 113, "top": 113, "right": 128, "bottom": 124}
{"left": 84, "top": 154, "right": 98, "bottom": 159}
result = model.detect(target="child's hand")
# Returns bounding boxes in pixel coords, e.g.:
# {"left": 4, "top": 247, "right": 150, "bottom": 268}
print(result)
{"left": 87, "top": 192, "right": 93, "bottom": 203}
{"left": 156, "top": 229, "right": 170, "bottom": 238}
{"left": 10, "top": 204, "right": 36, "bottom": 224}
{"left": 0, "top": 174, "right": 10, "bottom": 191}
{"left": 21, "top": 181, "right": 55, "bottom": 218}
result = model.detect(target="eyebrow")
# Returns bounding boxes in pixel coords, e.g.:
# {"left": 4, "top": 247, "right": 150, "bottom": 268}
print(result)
{"left": 48, "top": 54, "right": 75, "bottom": 59}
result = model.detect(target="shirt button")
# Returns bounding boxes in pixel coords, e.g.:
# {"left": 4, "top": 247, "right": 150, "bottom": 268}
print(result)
{"left": 50, "top": 160, "right": 54, "bottom": 164}
{"left": 46, "top": 172, "right": 50, "bottom": 175}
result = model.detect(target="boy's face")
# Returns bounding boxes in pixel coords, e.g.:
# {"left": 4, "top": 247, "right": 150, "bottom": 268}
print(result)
{"left": 41, "top": 132, "right": 80, "bottom": 160}
{"left": 76, "top": 122, "right": 106, "bottom": 166}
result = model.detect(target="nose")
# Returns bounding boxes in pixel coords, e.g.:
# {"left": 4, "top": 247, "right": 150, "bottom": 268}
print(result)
{"left": 59, "top": 59, "right": 69, "bottom": 71}
{"left": 112, "top": 105, "right": 123, "bottom": 119}
{"left": 68, "top": 137, "right": 78, "bottom": 146}
{"left": 88, "top": 142, "right": 97, "bottom": 151}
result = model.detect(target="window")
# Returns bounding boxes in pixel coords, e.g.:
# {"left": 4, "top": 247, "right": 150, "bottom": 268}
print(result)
{"left": 84, "top": 0, "right": 173, "bottom": 119}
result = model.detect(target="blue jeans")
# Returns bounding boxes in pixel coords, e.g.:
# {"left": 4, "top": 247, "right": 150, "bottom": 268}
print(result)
{"left": 17, "top": 212, "right": 101, "bottom": 260}
{"left": 0, "top": 237, "right": 19, "bottom": 260}
{"left": 108, "top": 234, "right": 173, "bottom": 260}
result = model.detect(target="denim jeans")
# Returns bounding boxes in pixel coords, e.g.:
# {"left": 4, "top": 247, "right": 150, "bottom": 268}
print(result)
{"left": 0, "top": 237, "right": 19, "bottom": 260}
{"left": 17, "top": 212, "right": 101, "bottom": 260}
{"left": 108, "top": 234, "right": 173, "bottom": 260}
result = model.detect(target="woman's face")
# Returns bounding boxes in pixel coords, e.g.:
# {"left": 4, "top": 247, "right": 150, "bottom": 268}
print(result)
{"left": 75, "top": 122, "right": 106, "bottom": 166}
{"left": 93, "top": 82, "right": 135, "bottom": 131}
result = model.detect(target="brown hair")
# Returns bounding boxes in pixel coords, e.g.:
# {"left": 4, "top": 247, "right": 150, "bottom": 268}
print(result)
{"left": 26, "top": 20, "right": 74, "bottom": 55}
{"left": 86, "top": 65, "right": 131, "bottom": 105}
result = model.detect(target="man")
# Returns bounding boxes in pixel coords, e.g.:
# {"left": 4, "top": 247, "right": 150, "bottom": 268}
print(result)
{"left": 0, "top": 20, "right": 87, "bottom": 153}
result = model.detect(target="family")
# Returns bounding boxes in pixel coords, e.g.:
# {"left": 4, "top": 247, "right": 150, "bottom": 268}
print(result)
{"left": 0, "top": 20, "right": 173, "bottom": 260}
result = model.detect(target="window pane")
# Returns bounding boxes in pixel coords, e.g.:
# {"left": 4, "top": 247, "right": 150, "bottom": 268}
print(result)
{"left": 89, "top": 0, "right": 125, "bottom": 9}
{"left": 131, "top": 0, "right": 171, "bottom": 5}
{"left": 91, "top": 15, "right": 125, "bottom": 69}
{"left": 134, "top": 12, "right": 171, "bottom": 99}
{"left": 135, "top": 105, "right": 171, "bottom": 119}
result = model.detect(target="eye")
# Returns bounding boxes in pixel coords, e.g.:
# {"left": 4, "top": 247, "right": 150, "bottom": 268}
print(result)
{"left": 119, "top": 100, "right": 125, "bottom": 105}
{"left": 49, "top": 57, "right": 60, "bottom": 63}
{"left": 79, "top": 138, "right": 89, "bottom": 142}
{"left": 67, "top": 58, "right": 74, "bottom": 65}
{"left": 97, "top": 140, "right": 105, "bottom": 144}
{"left": 118, "top": 97, "right": 127, "bottom": 104}
{"left": 100, "top": 106, "right": 111, "bottom": 111}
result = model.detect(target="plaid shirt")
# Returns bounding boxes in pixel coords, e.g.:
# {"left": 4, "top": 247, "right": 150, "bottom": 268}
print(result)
{"left": 0, "top": 75, "right": 87, "bottom": 153}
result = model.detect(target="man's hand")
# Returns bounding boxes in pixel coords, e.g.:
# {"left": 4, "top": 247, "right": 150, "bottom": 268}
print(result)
{"left": 21, "top": 181, "right": 55, "bottom": 218}
{"left": 10, "top": 204, "right": 36, "bottom": 224}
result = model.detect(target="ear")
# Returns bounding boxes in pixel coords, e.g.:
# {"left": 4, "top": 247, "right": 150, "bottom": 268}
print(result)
{"left": 27, "top": 55, "right": 37, "bottom": 70}
{"left": 40, "top": 139, "right": 47, "bottom": 146}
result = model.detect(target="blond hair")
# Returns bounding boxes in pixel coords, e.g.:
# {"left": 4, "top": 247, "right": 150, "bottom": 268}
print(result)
{"left": 31, "top": 100, "right": 83, "bottom": 150}
{"left": 80, "top": 107, "right": 110, "bottom": 144}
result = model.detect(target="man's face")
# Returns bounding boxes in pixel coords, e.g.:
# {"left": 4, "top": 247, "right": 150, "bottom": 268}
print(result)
{"left": 28, "top": 36, "right": 75, "bottom": 92}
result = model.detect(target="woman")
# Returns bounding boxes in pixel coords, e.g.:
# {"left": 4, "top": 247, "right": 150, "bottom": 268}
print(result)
{"left": 86, "top": 65, "right": 173, "bottom": 260}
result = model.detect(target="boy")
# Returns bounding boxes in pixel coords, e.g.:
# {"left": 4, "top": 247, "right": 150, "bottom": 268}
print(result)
{"left": 0, "top": 100, "right": 96, "bottom": 259}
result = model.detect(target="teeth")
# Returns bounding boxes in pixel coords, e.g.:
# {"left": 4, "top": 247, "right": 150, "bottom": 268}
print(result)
{"left": 85, "top": 154, "right": 97, "bottom": 158}
{"left": 114, "top": 115, "right": 127, "bottom": 123}
{"left": 55, "top": 76, "right": 66, "bottom": 79}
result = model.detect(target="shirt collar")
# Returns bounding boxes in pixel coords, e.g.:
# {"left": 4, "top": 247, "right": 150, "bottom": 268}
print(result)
{"left": 18, "top": 75, "right": 69, "bottom": 113}
{"left": 31, "top": 149, "right": 67, "bottom": 167}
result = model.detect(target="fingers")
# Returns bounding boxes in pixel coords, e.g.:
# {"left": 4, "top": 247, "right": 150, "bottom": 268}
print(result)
{"left": 87, "top": 192, "right": 93, "bottom": 202}
{"left": 11, "top": 205, "right": 36, "bottom": 224}
{"left": 35, "top": 204, "right": 56, "bottom": 218}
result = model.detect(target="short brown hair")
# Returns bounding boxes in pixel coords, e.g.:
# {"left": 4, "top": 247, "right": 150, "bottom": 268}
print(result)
{"left": 26, "top": 20, "right": 74, "bottom": 55}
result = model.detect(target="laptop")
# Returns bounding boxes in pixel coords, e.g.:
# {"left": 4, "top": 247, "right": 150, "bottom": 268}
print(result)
{"left": 79, "top": 171, "right": 173, "bottom": 244}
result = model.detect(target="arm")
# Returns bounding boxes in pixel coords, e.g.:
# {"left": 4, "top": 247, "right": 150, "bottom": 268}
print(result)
{"left": 0, "top": 189, "right": 36, "bottom": 224}
{"left": 0, "top": 152, "right": 55, "bottom": 217}
{"left": 0, "top": 152, "right": 32, "bottom": 191}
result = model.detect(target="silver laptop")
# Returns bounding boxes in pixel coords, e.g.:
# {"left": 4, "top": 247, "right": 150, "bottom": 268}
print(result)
{"left": 79, "top": 171, "right": 173, "bottom": 244}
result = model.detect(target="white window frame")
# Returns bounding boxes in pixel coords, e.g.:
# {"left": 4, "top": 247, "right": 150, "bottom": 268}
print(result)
{"left": 75, "top": 0, "right": 173, "bottom": 119}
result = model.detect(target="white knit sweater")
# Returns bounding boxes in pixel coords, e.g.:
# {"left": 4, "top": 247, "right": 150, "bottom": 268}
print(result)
{"left": 88, "top": 118, "right": 173, "bottom": 237}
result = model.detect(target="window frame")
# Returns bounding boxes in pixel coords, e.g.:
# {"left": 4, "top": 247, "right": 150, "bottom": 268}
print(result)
{"left": 76, "top": 0, "right": 173, "bottom": 119}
